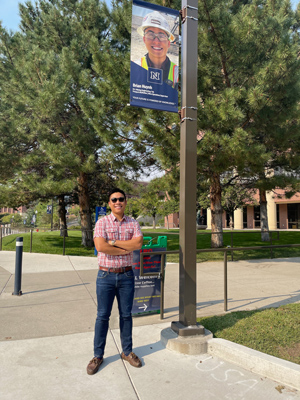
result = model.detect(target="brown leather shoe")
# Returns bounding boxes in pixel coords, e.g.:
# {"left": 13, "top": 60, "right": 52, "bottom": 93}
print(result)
{"left": 87, "top": 357, "right": 103, "bottom": 375}
{"left": 121, "top": 352, "right": 142, "bottom": 367}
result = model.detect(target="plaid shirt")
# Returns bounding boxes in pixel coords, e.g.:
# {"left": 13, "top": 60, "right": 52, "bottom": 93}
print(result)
{"left": 94, "top": 213, "right": 143, "bottom": 268}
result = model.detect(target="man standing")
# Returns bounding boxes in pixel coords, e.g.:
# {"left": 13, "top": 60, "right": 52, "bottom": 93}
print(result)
{"left": 87, "top": 188, "right": 143, "bottom": 375}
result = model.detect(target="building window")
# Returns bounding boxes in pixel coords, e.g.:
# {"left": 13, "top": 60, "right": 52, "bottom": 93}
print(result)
{"left": 287, "top": 204, "right": 300, "bottom": 229}
{"left": 243, "top": 207, "right": 247, "bottom": 228}
{"left": 254, "top": 206, "right": 260, "bottom": 228}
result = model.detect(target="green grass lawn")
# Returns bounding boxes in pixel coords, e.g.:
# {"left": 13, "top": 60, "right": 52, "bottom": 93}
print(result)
{"left": 2, "top": 229, "right": 300, "bottom": 260}
{"left": 198, "top": 303, "right": 300, "bottom": 365}
{"left": 1, "top": 230, "right": 94, "bottom": 256}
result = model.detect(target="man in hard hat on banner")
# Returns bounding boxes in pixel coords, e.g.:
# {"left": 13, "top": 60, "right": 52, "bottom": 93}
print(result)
{"left": 136, "top": 11, "right": 179, "bottom": 90}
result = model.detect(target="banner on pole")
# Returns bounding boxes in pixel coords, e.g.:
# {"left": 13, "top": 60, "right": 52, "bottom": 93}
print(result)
{"left": 130, "top": 0, "right": 179, "bottom": 113}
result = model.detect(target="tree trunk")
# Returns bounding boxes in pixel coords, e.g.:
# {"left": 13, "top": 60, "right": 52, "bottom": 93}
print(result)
{"left": 77, "top": 172, "right": 93, "bottom": 247}
{"left": 152, "top": 214, "right": 156, "bottom": 229}
{"left": 229, "top": 212, "right": 233, "bottom": 230}
{"left": 259, "top": 189, "right": 270, "bottom": 242}
{"left": 58, "top": 195, "right": 68, "bottom": 237}
{"left": 210, "top": 173, "right": 223, "bottom": 248}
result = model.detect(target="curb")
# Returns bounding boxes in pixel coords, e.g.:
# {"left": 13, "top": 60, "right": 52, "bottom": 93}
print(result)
{"left": 207, "top": 338, "right": 300, "bottom": 391}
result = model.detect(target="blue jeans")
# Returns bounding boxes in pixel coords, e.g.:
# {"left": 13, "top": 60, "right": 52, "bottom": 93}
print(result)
{"left": 94, "top": 269, "right": 135, "bottom": 358}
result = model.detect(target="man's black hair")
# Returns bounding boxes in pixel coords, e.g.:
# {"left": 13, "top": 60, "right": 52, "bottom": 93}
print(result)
{"left": 108, "top": 188, "right": 126, "bottom": 201}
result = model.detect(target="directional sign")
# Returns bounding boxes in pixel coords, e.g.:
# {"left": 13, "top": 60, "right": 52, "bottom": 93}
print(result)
{"left": 132, "top": 247, "right": 165, "bottom": 315}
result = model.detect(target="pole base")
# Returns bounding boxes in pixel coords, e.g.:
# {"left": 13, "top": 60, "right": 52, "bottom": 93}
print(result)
{"left": 12, "top": 291, "right": 22, "bottom": 296}
{"left": 171, "top": 321, "right": 205, "bottom": 336}
{"left": 161, "top": 324, "right": 213, "bottom": 355}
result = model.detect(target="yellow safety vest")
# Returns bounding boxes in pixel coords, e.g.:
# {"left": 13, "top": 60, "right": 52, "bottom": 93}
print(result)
{"left": 141, "top": 57, "right": 178, "bottom": 88}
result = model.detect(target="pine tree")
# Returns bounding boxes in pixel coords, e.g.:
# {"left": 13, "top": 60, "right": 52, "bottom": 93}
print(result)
{"left": 0, "top": 0, "right": 158, "bottom": 245}
{"left": 196, "top": 0, "right": 300, "bottom": 246}
{"left": 0, "top": 0, "right": 113, "bottom": 245}
{"left": 152, "top": 0, "right": 300, "bottom": 247}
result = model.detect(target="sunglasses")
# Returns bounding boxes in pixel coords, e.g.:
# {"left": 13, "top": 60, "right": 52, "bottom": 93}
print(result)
{"left": 110, "top": 197, "right": 125, "bottom": 203}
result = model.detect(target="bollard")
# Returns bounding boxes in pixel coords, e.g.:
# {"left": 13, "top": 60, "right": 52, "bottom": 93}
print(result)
{"left": 30, "top": 229, "right": 33, "bottom": 253}
{"left": 12, "top": 237, "right": 23, "bottom": 296}
{"left": 224, "top": 251, "right": 228, "bottom": 312}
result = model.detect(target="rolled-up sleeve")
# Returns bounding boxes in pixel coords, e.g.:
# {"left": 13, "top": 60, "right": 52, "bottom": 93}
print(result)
{"left": 133, "top": 220, "right": 143, "bottom": 238}
{"left": 94, "top": 218, "right": 105, "bottom": 239}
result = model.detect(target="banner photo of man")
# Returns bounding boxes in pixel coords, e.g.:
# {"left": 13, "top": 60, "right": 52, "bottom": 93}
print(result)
{"left": 130, "top": 0, "right": 180, "bottom": 113}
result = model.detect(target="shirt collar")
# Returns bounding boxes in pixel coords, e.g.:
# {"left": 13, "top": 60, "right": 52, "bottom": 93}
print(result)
{"left": 146, "top": 53, "right": 170, "bottom": 70}
{"left": 109, "top": 212, "right": 127, "bottom": 222}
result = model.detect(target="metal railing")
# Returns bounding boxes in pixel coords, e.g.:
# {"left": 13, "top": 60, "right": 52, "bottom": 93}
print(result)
{"left": 140, "top": 242, "right": 300, "bottom": 318}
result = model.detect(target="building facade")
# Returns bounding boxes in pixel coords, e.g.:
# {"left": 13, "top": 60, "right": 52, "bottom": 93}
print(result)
{"left": 206, "top": 189, "right": 300, "bottom": 230}
{"left": 165, "top": 189, "right": 300, "bottom": 230}
{"left": 0, "top": 206, "right": 27, "bottom": 215}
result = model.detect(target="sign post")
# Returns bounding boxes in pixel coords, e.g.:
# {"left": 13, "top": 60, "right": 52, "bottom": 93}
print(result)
{"left": 171, "top": 0, "right": 204, "bottom": 336}
{"left": 129, "top": 0, "right": 204, "bottom": 338}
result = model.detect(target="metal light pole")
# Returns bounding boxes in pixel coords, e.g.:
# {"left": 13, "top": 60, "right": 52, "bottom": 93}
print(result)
{"left": 171, "top": 0, "right": 204, "bottom": 336}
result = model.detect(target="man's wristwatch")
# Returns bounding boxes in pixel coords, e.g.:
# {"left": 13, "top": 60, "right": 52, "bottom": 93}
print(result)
{"left": 111, "top": 240, "right": 116, "bottom": 246}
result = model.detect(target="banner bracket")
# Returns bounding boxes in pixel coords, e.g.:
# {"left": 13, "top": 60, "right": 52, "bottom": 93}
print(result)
{"left": 182, "top": 106, "right": 198, "bottom": 111}
{"left": 181, "top": 117, "right": 197, "bottom": 123}
{"left": 180, "top": 6, "right": 198, "bottom": 23}
{"left": 180, "top": 106, "right": 198, "bottom": 123}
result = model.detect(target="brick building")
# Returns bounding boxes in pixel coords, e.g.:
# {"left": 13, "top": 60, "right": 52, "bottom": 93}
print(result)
{"left": 0, "top": 206, "right": 27, "bottom": 215}
{"left": 206, "top": 189, "right": 300, "bottom": 230}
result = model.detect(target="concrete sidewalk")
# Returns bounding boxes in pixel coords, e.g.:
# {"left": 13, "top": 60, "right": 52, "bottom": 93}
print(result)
{"left": 0, "top": 251, "right": 300, "bottom": 399}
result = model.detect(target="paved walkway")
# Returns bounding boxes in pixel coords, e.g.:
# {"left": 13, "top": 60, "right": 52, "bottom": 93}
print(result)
{"left": 0, "top": 251, "right": 300, "bottom": 399}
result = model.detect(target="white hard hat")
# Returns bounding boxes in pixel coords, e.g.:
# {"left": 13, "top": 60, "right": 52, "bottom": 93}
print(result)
{"left": 137, "top": 11, "right": 175, "bottom": 42}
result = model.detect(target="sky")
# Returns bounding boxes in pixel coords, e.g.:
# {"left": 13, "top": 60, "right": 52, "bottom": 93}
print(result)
{"left": 1, "top": 0, "right": 25, "bottom": 31}
{"left": 1, "top": 0, "right": 299, "bottom": 32}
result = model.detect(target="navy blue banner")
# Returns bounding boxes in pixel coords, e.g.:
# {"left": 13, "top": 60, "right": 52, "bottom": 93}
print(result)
{"left": 130, "top": 0, "right": 179, "bottom": 113}
{"left": 133, "top": 0, "right": 179, "bottom": 15}
{"left": 130, "top": 62, "right": 178, "bottom": 112}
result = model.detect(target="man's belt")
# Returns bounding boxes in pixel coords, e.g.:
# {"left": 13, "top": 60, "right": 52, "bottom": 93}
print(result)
{"left": 99, "top": 266, "right": 132, "bottom": 274}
